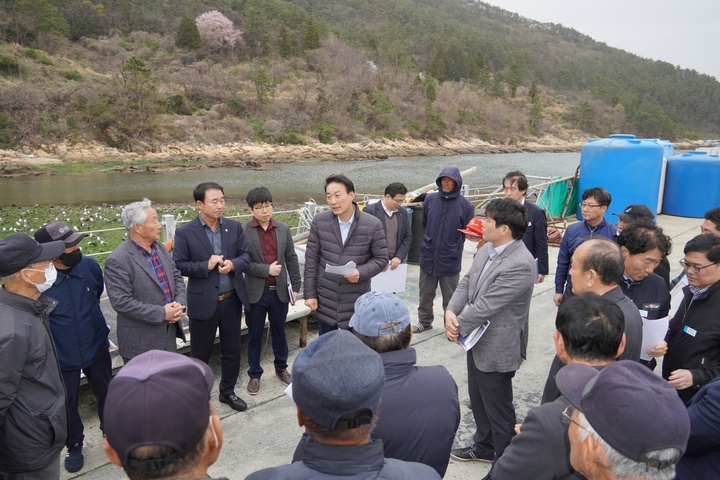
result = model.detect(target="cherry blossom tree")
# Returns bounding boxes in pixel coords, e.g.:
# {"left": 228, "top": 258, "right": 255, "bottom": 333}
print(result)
{"left": 194, "top": 10, "right": 242, "bottom": 51}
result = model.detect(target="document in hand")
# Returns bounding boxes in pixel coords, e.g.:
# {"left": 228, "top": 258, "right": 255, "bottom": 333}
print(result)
{"left": 286, "top": 276, "right": 296, "bottom": 306}
{"left": 459, "top": 320, "right": 491, "bottom": 351}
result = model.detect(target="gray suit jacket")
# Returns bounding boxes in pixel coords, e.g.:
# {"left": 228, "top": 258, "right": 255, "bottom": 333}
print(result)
{"left": 447, "top": 239, "right": 535, "bottom": 373}
{"left": 242, "top": 219, "right": 301, "bottom": 304}
{"left": 104, "top": 238, "right": 187, "bottom": 359}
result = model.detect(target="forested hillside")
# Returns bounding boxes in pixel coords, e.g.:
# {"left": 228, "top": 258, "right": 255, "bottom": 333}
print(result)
{"left": 1, "top": 0, "right": 718, "bottom": 152}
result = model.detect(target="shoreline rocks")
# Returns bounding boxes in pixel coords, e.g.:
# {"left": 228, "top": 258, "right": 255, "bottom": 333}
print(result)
{"left": 0, "top": 136, "right": 708, "bottom": 176}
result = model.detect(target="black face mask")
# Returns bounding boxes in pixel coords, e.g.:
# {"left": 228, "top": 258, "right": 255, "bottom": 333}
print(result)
{"left": 59, "top": 249, "right": 82, "bottom": 267}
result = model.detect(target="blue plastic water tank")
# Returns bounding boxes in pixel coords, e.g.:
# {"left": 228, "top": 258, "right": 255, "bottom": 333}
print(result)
{"left": 662, "top": 151, "right": 720, "bottom": 218}
{"left": 578, "top": 134, "right": 665, "bottom": 222}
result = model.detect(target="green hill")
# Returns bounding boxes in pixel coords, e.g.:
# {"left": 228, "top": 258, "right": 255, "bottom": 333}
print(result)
{"left": 1, "top": 0, "right": 718, "bottom": 151}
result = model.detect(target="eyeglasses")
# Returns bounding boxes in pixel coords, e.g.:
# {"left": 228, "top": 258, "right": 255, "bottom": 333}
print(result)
{"left": 252, "top": 203, "right": 273, "bottom": 212}
{"left": 392, "top": 197, "right": 406, "bottom": 205}
{"left": 580, "top": 203, "right": 603, "bottom": 209}
{"left": 679, "top": 259, "right": 719, "bottom": 274}
{"left": 562, "top": 405, "right": 587, "bottom": 432}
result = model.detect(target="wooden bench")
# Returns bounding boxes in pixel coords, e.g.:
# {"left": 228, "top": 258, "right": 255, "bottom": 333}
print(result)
{"left": 106, "top": 299, "right": 312, "bottom": 374}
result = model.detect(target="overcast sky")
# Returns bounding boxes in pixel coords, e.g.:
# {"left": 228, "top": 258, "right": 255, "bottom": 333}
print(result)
{"left": 481, "top": 0, "right": 719, "bottom": 81}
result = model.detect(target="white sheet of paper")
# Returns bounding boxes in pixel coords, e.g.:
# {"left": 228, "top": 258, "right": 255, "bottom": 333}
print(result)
{"left": 640, "top": 316, "right": 669, "bottom": 361}
{"left": 370, "top": 263, "right": 408, "bottom": 292}
{"left": 324, "top": 261, "right": 357, "bottom": 276}
{"left": 459, "top": 320, "right": 491, "bottom": 352}
{"left": 669, "top": 275, "right": 688, "bottom": 318}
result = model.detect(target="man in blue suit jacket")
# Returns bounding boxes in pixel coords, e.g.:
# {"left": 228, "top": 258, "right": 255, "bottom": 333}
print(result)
{"left": 174, "top": 182, "right": 251, "bottom": 412}
{"left": 502, "top": 171, "right": 548, "bottom": 283}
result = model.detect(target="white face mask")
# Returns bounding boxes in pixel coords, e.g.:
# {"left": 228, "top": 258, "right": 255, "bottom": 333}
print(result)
{"left": 25, "top": 263, "right": 57, "bottom": 293}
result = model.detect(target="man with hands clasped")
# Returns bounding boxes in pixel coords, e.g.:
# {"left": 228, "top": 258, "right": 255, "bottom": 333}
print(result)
{"left": 174, "top": 182, "right": 252, "bottom": 412}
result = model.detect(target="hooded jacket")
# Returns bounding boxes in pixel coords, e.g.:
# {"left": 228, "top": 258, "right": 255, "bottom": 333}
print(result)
{"left": 419, "top": 167, "right": 475, "bottom": 276}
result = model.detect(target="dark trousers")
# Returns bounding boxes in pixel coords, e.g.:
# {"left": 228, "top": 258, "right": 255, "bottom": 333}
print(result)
{"left": 246, "top": 287, "right": 289, "bottom": 379}
{"left": 0, "top": 458, "right": 60, "bottom": 480}
{"left": 467, "top": 353, "right": 516, "bottom": 459}
{"left": 190, "top": 292, "right": 242, "bottom": 396}
{"left": 418, "top": 270, "right": 459, "bottom": 327}
{"left": 62, "top": 350, "right": 112, "bottom": 446}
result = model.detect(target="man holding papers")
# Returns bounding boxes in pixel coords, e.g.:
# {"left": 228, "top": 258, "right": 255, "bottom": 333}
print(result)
{"left": 617, "top": 222, "right": 672, "bottom": 370}
{"left": 445, "top": 198, "right": 535, "bottom": 463}
{"left": 303, "top": 174, "right": 388, "bottom": 333}
{"left": 242, "top": 187, "right": 301, "bottom": 395}
{"left": 363, "top": 182, "right": 412, "bottom": 271}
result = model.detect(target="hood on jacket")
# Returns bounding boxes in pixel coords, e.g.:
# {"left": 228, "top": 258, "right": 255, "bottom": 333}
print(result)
{"left": 435, "top": 166, "right": 463, "bottom": 200}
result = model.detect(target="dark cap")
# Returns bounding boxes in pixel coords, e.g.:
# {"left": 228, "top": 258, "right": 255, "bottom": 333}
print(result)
{"left": 288, "top": 330, "right": 384, "bottom": 430}
{"left": 613, "top": 204, "right": 654, "bottom": 223}
{"left": 557, "top": 360, "right": 690, "bottom": 466}
{"left": 349, "top": 291, "right": 411, "bottom": 336}
{"left": 104, "top": 350, "right": 214, "bottom": 469}
{"left": 0, "top": 233, "right": 65, "bottom": 277}
{"left": 34, "top": 221, "right": 87, "bottom": 248}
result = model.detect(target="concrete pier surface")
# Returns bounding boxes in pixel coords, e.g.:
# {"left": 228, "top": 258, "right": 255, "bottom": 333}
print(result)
{"left": 63, "top": 214, "right": 702, "bottom": 479}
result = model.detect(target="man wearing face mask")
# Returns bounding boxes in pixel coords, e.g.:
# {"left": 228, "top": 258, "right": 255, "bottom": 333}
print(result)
{"left": 34, "top": 222, "right": 112, "bottom": 474}
{"left": 0, "top": 233, "right": 67, "bottom": 480}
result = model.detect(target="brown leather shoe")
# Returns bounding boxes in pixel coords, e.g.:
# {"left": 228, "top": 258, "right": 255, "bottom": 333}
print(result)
{"left": 247, "top": 378, "right": 260, "bottom": 395}
{"left": 275, "top": 369, "right": 291, "bottom": 385}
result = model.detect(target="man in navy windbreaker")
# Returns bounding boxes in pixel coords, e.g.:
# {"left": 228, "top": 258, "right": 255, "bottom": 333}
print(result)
{"left": 415, "top": 166, "right": 474, "bottom": 333}
{"left": 35, "top": 222, "right": 112, "bottom": 474}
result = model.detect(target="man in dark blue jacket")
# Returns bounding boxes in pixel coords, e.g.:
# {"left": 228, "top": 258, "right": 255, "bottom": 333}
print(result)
{"left": 415, "top": 167, "right": 474, "bottom": 333}
{"left": 553, "top": 187, "right": 616, "bottom": 307}
{"left": 350, "top": 292, "right": 459, "bottom": 476}
{"left": 675, "top": 375, "right": 720, "bottom": 479}
{"left": 617, "top": 222, "right": 671, "bottom": 370}
{"left": 34, "top": 222, "right": 112, "bottom": 474}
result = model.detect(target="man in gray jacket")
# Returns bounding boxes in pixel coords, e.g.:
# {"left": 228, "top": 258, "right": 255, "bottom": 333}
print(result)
{"left": 0, "top": 233, "right": 66, "bottom": 480}
{"left": 242, "top": 187, "right": 301, "bottom": 395}
{"left": 445, "top": 198, "right": 536, "bottom": 464}
{"left": 303, "top": 174, "right": 388, "bottom": 333}
{"left": 104, "top": 199, "right": 187, "bottom": 363}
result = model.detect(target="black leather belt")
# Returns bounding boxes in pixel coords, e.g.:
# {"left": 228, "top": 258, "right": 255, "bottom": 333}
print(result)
{"left": 218, "top": 290, "right": 235, "bottom": 301}
{"left": 265, "top": 285, "right": 277, "bottom": 290}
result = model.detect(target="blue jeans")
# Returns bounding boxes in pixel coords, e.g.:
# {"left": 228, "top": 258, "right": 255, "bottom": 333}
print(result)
{"left": 246, "top": 287, "right": 289, "bottom": 379}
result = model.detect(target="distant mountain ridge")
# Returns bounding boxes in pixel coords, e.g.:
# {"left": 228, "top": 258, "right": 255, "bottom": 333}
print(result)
{"left": 0, "top": 0, "right": 717, "bottom": 151}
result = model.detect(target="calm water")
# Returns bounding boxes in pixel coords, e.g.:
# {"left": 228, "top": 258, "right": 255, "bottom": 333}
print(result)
{"left": 0, "top": 152, "right": 580, "bottom": 206}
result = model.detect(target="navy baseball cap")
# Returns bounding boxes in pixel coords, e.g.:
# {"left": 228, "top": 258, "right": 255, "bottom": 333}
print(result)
{"left": 104, "top": 350, "right": 214, "bottom": 469}
{"left": 557, "top": 360, "right": 690, "bottom": 467}
{"left": 34, "top": 221, "right": 87, "bottom": 247}
{"left": 613, "top": 204, "right": 654, "bottom": 223}
{"left": 287, "top": 330, "right": 384, "bottom": 430}
{"left": 0, "top": 233, "right": 65, "bottom": 277}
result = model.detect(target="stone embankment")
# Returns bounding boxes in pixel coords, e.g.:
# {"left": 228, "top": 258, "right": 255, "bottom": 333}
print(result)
{"left": 0, "top": 135, "right": 707, "bottom": 175}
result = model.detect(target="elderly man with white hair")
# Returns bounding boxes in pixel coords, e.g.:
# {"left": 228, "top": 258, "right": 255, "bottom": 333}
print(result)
{"left": 559, "top": 360, "right": 690, "bottom": 480}
{"left": 104, "top": 198, "right": 187, "bottom": 364}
